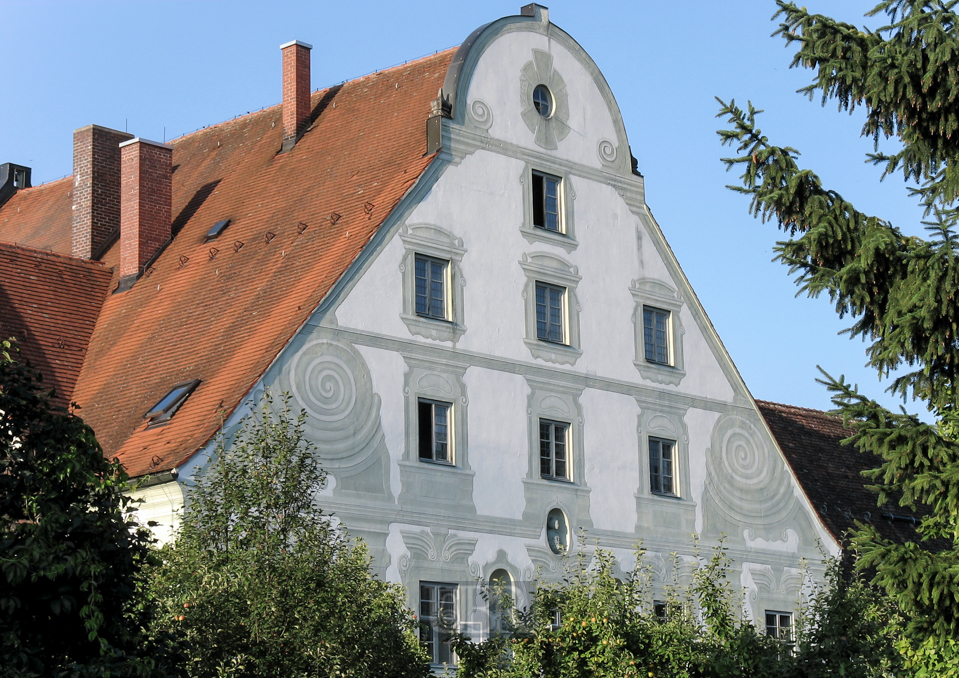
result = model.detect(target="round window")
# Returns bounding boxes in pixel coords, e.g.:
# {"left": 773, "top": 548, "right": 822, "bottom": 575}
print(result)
{"left": 546, "top": 508, "right": 569, "bottom": 554}
{"left": 533, "top": 84, "right": 553, "bottom": 117}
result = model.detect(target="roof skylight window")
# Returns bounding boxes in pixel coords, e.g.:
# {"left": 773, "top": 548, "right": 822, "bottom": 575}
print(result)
{"left": 205, "top": 219, "right": 231, "bottom": 241}
{"left": 145, "top": 379, "right": 200, "bottom": 425}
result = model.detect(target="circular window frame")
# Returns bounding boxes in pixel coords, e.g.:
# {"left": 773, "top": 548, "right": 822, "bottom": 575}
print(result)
{"left": 532, "top": 84, "right": 554, "bottom": 118}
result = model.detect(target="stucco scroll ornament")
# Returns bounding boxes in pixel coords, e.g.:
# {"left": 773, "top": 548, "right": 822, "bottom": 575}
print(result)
{"left": 466, "top": 99, "right": 493, "bottom": 133}
{"left": 702, "top": 414, "right": 796, "bottom": 537}
{"left": 520, "top": 49, "right": 571, "bottom": 150}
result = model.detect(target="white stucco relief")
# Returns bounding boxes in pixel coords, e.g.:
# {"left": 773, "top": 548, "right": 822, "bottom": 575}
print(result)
{"left": 465, "top": 32, "right": 617, "bottom": 166}
{"left": 580, "top": 388, "right": 639, "bottom": 532}
{"left": 465, "top": 367, "right": 528, "bottom": 519}
{"left": 355, "top": 344, "right": 409, "bottom": 500}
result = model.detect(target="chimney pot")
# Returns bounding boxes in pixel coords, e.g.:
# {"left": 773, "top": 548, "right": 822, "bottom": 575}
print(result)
{"left": 119, "top": 138, "right": 172, "bottom": 282}
{"left": 280, "top": 40, "right": 312, "bottom": 152}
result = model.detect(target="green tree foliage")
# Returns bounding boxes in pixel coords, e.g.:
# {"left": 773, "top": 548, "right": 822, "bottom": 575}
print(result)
{"left": 717, "top": 0, "right": 959, "bottom": 639}
{"left": 0, "top": 345, "right": 181, "bottom": 677}
{"left": 452, "top": 543, "right": 901, "bottom": 678}
{"left": 150, "top": 394, "right": 430, "bottom": 678}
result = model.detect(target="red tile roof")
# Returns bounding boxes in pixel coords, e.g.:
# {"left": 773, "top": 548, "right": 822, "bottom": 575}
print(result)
{"left": 0, "top": 179, "right": 74, "bottom": 255}
{"left": 757, "top": 400, "right": 926, "bottom": 546}
{"left": 0, "top": 243, "right": 111, "bottom": 407}
{"left": 0, "top": 49, "right": 453, "bottom": 475}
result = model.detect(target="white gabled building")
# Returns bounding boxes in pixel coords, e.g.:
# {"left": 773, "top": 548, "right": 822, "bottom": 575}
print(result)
{"left": 0, "top": 5, "right": 839, "bottom": 666}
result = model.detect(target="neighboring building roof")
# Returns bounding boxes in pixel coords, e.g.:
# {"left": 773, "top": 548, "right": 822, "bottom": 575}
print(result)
{"left": 0, "top": 178, "right": 74, "bottom": 255}
{"left": 0, "top": 243, "right": 112, "bottom": 407}
{"left": 757, "top": 399, "right": 924, "bottom": 546}
{"left": 0, "top": 49, "right": 453, "bottom": 476}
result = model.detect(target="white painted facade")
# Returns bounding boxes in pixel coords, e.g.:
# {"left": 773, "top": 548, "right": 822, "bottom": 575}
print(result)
{"left": 141, "top": 6, "right": 839, "bottom": 658}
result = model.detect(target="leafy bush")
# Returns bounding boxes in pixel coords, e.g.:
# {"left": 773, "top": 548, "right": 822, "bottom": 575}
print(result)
{"left": 453, "top": 540, "right": 902, "bottom": 678}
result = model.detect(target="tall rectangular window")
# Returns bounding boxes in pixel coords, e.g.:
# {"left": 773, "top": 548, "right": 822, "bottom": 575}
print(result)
{"left": 765, "top": 611, "right": 792, "bottom": 642}
{"left": 649, "top": 437, "right": 675, "bottom": 495}
{"left": 532, "top": 171, "right": 562, "bottom": 233}
{"left": 535, "top": 282, "right": 566, "bottom": 344}
{"left": 414, "top": 254, "right": 448, "bottom": 320}
{"left": 418, "top": 399, "right": 451, "bottom": 464}
{"left": 420, "top": 583, "right": 457, "bottom": 666}
{"left": 643, "top": 306, "right": 670, "bottom": 365}
{"left": 540, "top": 419, "right": 569, "bottom": 480}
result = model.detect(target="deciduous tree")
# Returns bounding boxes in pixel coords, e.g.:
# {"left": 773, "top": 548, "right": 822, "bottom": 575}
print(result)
{"left": 150, "top": 394, "right": 429, "bottom": 678}
{"left": 0, "top": 343, "right": 181, "bottom": 677}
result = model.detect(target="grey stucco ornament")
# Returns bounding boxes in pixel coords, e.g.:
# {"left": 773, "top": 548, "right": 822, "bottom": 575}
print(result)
{"left": 520, "top": 49, "right": 571, "bottom": 150}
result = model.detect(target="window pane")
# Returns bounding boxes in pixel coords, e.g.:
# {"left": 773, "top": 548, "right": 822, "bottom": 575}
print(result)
{"left": 544, "top": 176, "right": 560, "bottom": 232}
{"left": 662, "top": 442, "right": 674, "bottom": 494}
{"left": 649, "top": 438, "right": 662, "bottom": 493}
{"left": 548, "top": 287, "right": 563, "bottom": 342}
{"left": 540, "top": 420, "right": 552, "bottom": 476}
{"left": 415, "top": 256, "right": 429, "bottom": 316}
{"left": 535, "top": 283, "right": 548, "bottom": 340}
{"left": 434, "top": 404, "right": 449, "bottom": 462}
{"left": 532, "top": 173, "right": 545, "bottom": 227}
{"left": 418, "top": 400, "right": 433, "bottom": 460}
{"left": 429, "top": 260, "right": 446, "bottom": 318}
{"left": 643, "top": 307, "right": 670, "bottom": 365}
{"left": 554, "top": 426, "right": 567, "bottom": 479}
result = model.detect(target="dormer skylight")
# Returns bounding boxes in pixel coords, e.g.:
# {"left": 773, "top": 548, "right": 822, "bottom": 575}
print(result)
{"left": 205, "top": 219, "right": 231, "bottom": 241}
{"left": 145, "top": 379, "right": 200, "bottom": 426}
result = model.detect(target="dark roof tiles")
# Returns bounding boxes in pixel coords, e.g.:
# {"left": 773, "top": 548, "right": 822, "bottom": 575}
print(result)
{"left": 757, "top": 399, "right": 924, "bottom": 546}
{"left": 0, "top": 243, "right": 112, "bottom": 407}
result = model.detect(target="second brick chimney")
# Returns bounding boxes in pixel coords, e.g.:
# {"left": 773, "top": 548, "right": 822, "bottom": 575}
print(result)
{"left": 280, "top": 40, "right": 312, "bottom": 152}
{"left": 72, "top": 125, "right": 134, "bottom": 259}
{"left": 119, "top": 138, "right": 172, "bottom": 281}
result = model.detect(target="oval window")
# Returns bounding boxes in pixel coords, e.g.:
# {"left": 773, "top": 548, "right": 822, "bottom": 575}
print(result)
{"left": 533, "top": 84, "right": 553, "bottom": 117}
{"left": 546, "top": 508, "right": 569, "bottom": 554}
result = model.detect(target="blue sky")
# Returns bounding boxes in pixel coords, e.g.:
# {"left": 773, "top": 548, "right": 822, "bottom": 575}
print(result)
{"left": 0, "top": 1, "right": 927, "bottom": 416}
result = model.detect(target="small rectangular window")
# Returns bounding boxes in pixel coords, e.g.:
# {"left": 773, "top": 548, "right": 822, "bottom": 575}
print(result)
{"left": 540, "top": 419, "right": 570, "bottom": 481}
{"left": 653, "top": 601, "right": 668, "bottom": 620}
{"left": 532, "top": 171, "right": 562, "bottom": 233}
{"left": 765, "top": 611, "right": 792, "bottom": 642}
{"left": 414, "top": 254, "right": 449, "bottom": 320}
{"left": 649, "top": 437, "right": 676, "bottom": 496}
{"left": 420, "top": 583, "right": 457, "bottom": 666}
{"left": 418, "top": 399, "right": 451, "bottom": 464}
{"left": 535, "top": 282, "right": 566, "bottom": 344}
{"left": 643, "top": 307, "right": 670, "bottom": 365}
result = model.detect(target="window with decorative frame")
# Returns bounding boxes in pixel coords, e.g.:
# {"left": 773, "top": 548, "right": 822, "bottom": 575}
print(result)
{"left": 418, "top": 398, "right": 452, "bottom": 464}
{"left": 399, "top": 223, "right": 467, "bottom": 342}
{"left": 420, "top": 582, "right": 457, "bottom": 666}
{"left": 521, "top": 164, "right": 577, "bottom": 252}
{"left": 648, "top": 436, "right": 677, "bottom": 496}
{"left": 630, "top": 278, "right": 686, "bottom": 385}
{"left": 539, "top": 419, "right": 570, "bottom": 481}
{"left": 765, "top": 611, "right": 792, "bottom": 643}
{"left": 520, "top": 252, "right": 582, "bottom": 365}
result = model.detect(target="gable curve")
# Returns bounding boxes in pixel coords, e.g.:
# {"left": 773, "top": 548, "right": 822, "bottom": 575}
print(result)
{"left": 442, "top": 11, "right": 632, "bottom": 175}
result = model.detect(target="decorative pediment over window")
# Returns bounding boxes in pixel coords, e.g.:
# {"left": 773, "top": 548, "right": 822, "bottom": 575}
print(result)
{"left": 520, "top": 50, "right": 571, "bottom": 150}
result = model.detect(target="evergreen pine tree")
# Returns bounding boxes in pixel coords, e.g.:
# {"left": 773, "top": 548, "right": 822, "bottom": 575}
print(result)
{"left": 718, "top": 0, "right": 959, "bottom": 639}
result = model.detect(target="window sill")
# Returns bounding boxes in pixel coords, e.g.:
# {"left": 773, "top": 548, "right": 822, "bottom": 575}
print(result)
{"left": 525, "top": 338, "right": 582, "bottom": 366}
{"left": 520, "top": 225, "right": 578, "bottom": 253}
{"left": 633, "top": 360, "right": 686, "bottom": 386}
{"left": 401, "top": 313, "right": 467, "bottom": 343}
{"left": 540, "top": 475, "right": 573, "bottom": 483}
{"left": 418, "top": 458, "right": 455, "bottom": 468}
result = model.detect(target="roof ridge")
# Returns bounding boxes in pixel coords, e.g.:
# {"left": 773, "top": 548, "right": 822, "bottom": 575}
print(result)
{"left": 755, "top": 399, "right": 839, "bottom": 417}
{"left": 167, "top": 47, "right": 459, "bottom": 147}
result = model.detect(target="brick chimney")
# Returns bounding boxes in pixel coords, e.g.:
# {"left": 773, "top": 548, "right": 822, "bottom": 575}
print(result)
{"left": 72, "top": 125, "right": 134, "bottom": 259}
{"left": 280, "top": 40, "right": 312, "bottom": 152}
{"left": 119, "top": 138, "right": 172, "bottom": 281}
